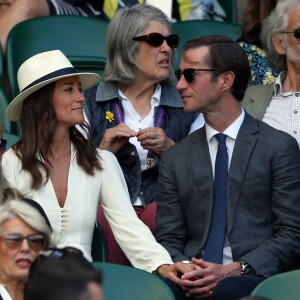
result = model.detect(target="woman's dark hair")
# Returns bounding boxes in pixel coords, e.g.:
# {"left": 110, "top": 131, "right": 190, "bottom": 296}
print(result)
{"left": 241, "top": 0, "right": 277, "bottom": 48}
{"left": 13, "top": 82, "right": 101, "bottom": 190}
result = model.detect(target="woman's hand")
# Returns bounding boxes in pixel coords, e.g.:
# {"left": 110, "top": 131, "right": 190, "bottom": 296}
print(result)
{"left": 99, "top": 123, "right": 137, "bottom": 154}
{"left": 137, "top": 127, "right": 175, "bottom": 155}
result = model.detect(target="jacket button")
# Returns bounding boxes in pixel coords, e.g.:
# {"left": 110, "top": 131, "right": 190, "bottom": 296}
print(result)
{"left": 130, "top": 151, "right": 136, "bottom": 156}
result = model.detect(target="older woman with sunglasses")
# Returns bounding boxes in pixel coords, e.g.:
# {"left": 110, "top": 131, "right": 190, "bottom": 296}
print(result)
{"left": 84, "top": 3, "right": 195, "bottom": 265}
{"left": 0, "top": 197, "right": 53, "bottom": 300}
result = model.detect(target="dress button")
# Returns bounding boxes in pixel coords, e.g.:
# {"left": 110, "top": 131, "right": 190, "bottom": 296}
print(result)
{"left": 294, "top": 110, "right": 298, "bottom": 114}
{"left": 294, "top": 130, "right": 298, "bottom": 134}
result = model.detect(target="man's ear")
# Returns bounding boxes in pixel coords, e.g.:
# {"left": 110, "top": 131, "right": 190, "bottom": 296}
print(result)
{"left": 272, "top": 34, "right": 286, "bottom": 55}
{"left": 219, "top": 71, "right": 235, "bottom": 92}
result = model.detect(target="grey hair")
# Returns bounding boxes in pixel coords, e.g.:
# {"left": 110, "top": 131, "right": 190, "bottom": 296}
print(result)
{"left": 0, "top": 199, "right": 54, "bottom": 247}
{"left": 261, "top": 0, "right": 300, "bottom": 71}
{"left": 104, "top": 4, "right": 175, "bottom": 83}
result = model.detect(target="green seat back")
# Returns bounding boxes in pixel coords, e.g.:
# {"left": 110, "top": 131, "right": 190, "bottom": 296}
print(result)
{"left": 91, "top": 222, "right": 107, "bottom": 262}
{"left": 172, "top": 20, "right": 242, "bottom": 69}
{"left": 6, "top": 15, "right": 108, "bottom": 99}
{"left": 3, "top": 131, "right": 20, "bottom": 150}
{"left": 251, "top": 269, "right": 300, "bottom": 300}
{"left": 0, "top": 46, "right": 14, "bottom": 134}
{"left": 93, "top": 262, "right": 176, "bottom": 300}
{"left": 218, "top": 0, "right": 238, "bottom": 23}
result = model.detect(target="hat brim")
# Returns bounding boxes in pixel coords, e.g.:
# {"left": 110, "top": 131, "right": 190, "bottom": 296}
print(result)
{"left": 6, "top": 72, "right": 100, "bottom": 122}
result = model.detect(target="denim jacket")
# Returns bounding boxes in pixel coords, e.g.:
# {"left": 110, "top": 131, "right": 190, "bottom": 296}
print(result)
{"left": 84, "top": 80, "right": 195, "bottom": 206}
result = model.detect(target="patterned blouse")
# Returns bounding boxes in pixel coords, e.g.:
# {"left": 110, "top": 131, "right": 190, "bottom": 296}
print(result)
{"left": 240, "top": 41, "right": 279, "bottom": 86}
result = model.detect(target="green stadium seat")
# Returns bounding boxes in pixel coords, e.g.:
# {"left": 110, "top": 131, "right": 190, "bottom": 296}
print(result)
{"left": 93, "top": 262, "right": 176, "bottom": 300}
{"left": 6, "top": 15, "right": 108, "bottom": 99}
{"left": 251, "top": 269, "right": 300, "bottom": 300}
{"left": 91, "top": 221, "right": 107, "bottom": 262}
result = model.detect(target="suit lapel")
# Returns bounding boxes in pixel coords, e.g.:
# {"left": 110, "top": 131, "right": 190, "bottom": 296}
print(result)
{"left": 227, "top": 113, "right": 259, "bottom": 233}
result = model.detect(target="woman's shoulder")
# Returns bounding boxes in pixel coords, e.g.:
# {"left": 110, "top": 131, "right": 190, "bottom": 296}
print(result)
{"left": 2, "top": 148, "right": 19, "bottom": 164}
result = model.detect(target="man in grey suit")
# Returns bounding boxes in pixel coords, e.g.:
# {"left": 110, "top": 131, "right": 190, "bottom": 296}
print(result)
{"left": 155, "top": 35, "right": 300, "bottom": 300}
{"left": 242, "top": 0, "right": 300, "bottom": 147}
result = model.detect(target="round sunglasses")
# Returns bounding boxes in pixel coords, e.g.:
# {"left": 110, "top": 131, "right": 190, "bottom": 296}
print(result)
{"left": 281, "top": 28, "right": 300, "bottom": 39}
{"left": 175, "top": 68, "right": 217, "bottom": 83}
{"left": 132, "top": 32, "right": 179, "bottom": 48}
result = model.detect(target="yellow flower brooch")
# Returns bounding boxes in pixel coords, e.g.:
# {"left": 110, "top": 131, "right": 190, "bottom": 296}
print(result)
{"left": 106, "top": 111, "right": 114, "bottom": 123}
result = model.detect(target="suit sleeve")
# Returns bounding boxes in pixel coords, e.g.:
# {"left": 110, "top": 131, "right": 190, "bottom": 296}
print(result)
{"left": 98, "top": 150, "right": 173, "bottom": 272}
{"left": 239, "top": 133, "right": 300, "bottom": 277}
{"left": 155, "top": 149, "right": 190, "bottom": 262}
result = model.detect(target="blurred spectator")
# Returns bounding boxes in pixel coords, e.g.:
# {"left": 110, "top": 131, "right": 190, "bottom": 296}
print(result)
{"left": 0, "top": 0, "right": 103, "bottom": 55}
{"left": 238, "top": 0, "right": 279, "bottom": 85}
{"left": 102, "top": 0, "right": 226, "bottom": 21}
{"left": 242, "top": 0, "right": 300, "bottom": 147}
{"left": 24, "top": 247, "right": 102, "bottom": 300}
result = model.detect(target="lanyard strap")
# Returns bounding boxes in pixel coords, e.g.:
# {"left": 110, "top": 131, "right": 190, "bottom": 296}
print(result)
{"left": 112, "top": 101, "right": 124, "bottom": 123}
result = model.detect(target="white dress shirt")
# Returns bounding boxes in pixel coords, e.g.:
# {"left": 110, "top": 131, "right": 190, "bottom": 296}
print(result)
{"left": 118, "top": 84, "right": 160, "bottom": 205}
{"left": 263, "top": 72, "right": 300, "bottom": 145}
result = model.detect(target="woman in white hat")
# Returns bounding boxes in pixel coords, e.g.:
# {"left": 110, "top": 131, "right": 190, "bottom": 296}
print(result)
{"left": 0, "top": 50, "right": 186, "bottom": 283}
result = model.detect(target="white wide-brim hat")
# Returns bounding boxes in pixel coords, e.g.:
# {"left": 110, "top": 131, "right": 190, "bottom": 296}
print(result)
{"left": 6, "top": 50, "right": 101, "bottom": 121}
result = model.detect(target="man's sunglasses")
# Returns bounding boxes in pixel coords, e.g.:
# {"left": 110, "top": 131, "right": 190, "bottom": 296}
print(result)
{"left": 175, "top": 68, "right": 217, "bottom": 83}
{"left": 0, "top": 232, "right": 46, "bottom": 251}
{"left": 132, "top": 33, "right": 179, "bottom": 48}
{"left": 281, "top": 28, "right": 300, "bottom": 39}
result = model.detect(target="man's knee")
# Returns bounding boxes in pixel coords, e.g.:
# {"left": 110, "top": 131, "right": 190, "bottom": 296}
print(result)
{"left": 213, "top": 276, "right": 265, "bottom": 300}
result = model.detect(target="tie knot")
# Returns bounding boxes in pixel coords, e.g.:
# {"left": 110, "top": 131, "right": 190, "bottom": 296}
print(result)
{"left": 214, "top": 133, "right": 227, "bottom": 143}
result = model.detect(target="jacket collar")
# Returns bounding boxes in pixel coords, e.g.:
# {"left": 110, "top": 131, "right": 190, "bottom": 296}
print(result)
{"left": 94, "top": 80, "right": 184, "bottom": 108}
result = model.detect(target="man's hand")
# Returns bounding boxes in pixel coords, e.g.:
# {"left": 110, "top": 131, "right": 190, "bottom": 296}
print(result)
{"left": 180, "top": 259, "right": 241, "bottom": 299}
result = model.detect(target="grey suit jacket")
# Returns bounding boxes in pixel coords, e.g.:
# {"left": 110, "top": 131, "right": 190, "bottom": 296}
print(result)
{"left": 155, "top": 112, "right": 300, "bottom": 277}
{"left": 242, "top": 84, "right": 274, "bottom": 120}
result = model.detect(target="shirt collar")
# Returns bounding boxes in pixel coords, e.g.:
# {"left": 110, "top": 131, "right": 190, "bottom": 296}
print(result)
{"left": 205, "top": 108, "right": 245, "bottom": 143}
{"left": 273, "top": 71, "right": 294, "bottom": 96}
{"left": 118, "top": 83, "right": 161, "bottom": 107}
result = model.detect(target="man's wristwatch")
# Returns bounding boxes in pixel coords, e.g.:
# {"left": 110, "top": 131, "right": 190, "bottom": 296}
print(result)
{"left": 237, "top": 260, "right": 258, "bottom": 276}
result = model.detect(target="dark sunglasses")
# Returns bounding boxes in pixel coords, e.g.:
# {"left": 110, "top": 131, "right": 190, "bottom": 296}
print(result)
{"left": 175, "top": 68, "right": 217, "bottom": 83}
{"left": 281, "top": 28, "right": 300, "bottom": 39}
{"left": 0, "top": 232, "right": 46, "bottom": 251}
{"left": 132, "top": 33, "right": 179, "bottom": 48}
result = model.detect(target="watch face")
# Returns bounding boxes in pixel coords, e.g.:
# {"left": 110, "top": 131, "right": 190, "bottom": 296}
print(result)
{"left": 242, "top": 263, "right": 256, "bottom": 276}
